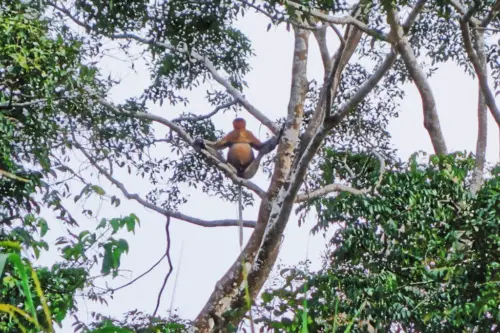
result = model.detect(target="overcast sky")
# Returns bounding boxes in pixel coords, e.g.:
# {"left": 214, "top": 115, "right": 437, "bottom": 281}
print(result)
{"left": 35, "top": 10, "right": 499, "bottom": 332}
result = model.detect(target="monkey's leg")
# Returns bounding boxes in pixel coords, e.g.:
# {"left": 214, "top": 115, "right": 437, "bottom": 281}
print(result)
{"left": 240, "top": 137, "right": 280, "bottom": 179}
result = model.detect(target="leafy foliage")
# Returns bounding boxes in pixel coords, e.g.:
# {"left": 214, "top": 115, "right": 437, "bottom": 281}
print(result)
{"left": 259, "top": 154, "right": 499, "bottom": 332}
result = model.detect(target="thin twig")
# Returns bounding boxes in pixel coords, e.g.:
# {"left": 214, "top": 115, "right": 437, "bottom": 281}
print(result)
{"left": 172, "top": 99, "right": 238, "bottom": 123}
{"left": 153, "top": 216, "right": 174, "bottom": 316}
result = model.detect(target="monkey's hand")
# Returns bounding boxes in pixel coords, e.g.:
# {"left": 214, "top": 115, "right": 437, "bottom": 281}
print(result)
{"left": 193, "top": 138, "right": 206, "bottom": 152}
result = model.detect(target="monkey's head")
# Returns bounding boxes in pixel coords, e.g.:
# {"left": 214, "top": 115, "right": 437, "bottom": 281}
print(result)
{"left": 233, "top": 118, "right": 246, "bottom": 130}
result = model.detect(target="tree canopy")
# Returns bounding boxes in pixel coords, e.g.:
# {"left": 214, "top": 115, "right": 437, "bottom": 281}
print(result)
{"left": 0, "top": 0, "right": 499, "bottom": 332}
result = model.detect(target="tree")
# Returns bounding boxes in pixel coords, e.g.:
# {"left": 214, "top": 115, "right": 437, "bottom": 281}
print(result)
{"left": 0, "top": 0, "right": 499, "bottom": 332}
{"left": 257, "top": 153, "right": 499, "bottom": 332}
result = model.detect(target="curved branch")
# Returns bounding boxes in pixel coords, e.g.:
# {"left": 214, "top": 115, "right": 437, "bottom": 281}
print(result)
{"left": 295, "top": 150, "right": 386, "bottom": 202}
{"left": 295, "top": 184, "right": 368, "bottom": 201}
{"left": 75, "top": 142, "right": 257, "bottom": 228}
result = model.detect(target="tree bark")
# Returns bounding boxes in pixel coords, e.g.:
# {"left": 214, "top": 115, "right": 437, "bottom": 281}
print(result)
{"left": 191, "top": 26, "right": 311, "bottom": 332}
{"left": 471, "top": 31, "right": 488, "bottom": 194}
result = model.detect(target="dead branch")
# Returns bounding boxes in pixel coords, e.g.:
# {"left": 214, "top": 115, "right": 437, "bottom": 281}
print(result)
{"left": 385, "top": 1, "right": 448, "bottom": 155}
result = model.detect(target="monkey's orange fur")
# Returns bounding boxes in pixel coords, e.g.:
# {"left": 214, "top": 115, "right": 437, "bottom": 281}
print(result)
{"left": 214, "top": 118, "right": 263, "bottom": 174}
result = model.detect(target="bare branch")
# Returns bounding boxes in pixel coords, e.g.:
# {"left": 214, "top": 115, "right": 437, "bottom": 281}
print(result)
{"left": 284, "top": 1, "right": 388, "bottom": 41}
{"left": 75, "top": 142, "right": 257, "bottom": 228}
{"left": 0, "top": 169, "right": 29, "bottom": 182}
{"left": 301, "top": 6, "right": 365, "bottom": 154}
{"left": 171, "top": 99, "right": 238, "bottom": 123}
{"left": 460, "top": 17, "right": 500, "bottom": 127}
{"left": 385, "top": 2, "right": 448, "bottom": 155}
{"left": 334, "top": 49, "right": 397, "bottom": 119}
{"left": 48, "top": 1, "right": 279, "bottom": 134}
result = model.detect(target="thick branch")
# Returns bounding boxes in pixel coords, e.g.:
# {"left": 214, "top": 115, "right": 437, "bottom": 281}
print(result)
{"left": 471, "top": 32, "right": 488, "bottom": 194}
{"left": 312, "top": 25, "right": 331, "bottom": 71}
{"left": 285, "top": 0, "right": 388, "bottom": 41}
{"left": 75, "top": 142, "right": 257, "bottom": 228}
{"left": 385, "top": 2, "right": 448, "bottom": 155}
{"left": 460, "top": 18, "right": 500, "bottom": 127}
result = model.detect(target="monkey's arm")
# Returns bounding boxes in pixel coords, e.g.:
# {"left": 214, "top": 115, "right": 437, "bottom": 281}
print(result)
{"left": 244, "top": 131, "right": 264, "bottom": 150}
{"left": 193, "top": 138, "right": 227, "bottom": 165}
{"left": 212, "top": 131, "right": 240, "bottom": 150}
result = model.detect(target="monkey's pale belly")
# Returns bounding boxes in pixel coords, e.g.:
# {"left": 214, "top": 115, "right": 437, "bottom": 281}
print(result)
{"left": 227, "top": 143, "right": 255, "bottom": 170}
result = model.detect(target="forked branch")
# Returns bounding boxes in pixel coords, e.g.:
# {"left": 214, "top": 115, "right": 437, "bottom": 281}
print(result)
{"left": 295, "top": 150, "right": 386, "bottom": 202}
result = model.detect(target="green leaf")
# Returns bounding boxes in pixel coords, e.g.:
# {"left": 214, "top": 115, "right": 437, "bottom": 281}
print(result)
{"left": 91, "top": 185, "right": 106, "bottom": 196}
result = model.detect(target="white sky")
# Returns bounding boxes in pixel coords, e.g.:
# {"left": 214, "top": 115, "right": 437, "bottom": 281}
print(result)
{"left": 33, "top": 10, "right": 499, "bottom": 332}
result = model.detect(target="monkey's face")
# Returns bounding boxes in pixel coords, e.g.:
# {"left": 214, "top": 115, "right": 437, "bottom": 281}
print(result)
{"left": 232, "top": 118, "right": 246, "bottom": 130}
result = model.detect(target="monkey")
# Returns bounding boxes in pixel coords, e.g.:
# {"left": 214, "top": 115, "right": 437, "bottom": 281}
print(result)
{"left": 193, "top": 118, "right": 283, "bottom": 179}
